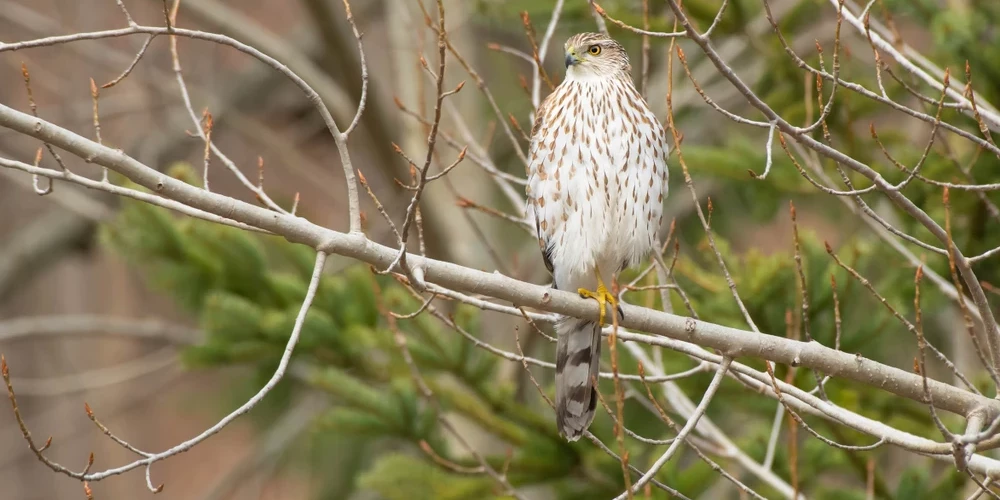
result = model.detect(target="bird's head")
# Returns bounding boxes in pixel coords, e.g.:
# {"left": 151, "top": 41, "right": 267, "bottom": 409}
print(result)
{"left": 563, "top": 32, "right": 631, "bottom": 80}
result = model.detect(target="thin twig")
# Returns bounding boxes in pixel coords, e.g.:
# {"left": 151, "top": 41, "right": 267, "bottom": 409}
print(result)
{"left": 613, "top": 358, "right": 733, "bottom": 499}
{"left": 102, "top": 35, "right": 155, "bottom": 88}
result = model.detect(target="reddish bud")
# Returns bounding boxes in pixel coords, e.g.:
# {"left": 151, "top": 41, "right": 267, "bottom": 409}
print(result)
{"left": 202, "top": 111, "right": 213, "bottom": 134}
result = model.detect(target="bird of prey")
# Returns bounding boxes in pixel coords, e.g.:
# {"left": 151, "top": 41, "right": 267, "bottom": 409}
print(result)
{"left": 526, "top": 33, "right": 669, "bottom": 441}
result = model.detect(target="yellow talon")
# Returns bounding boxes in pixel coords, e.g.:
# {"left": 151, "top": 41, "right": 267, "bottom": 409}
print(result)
{"left": 578, "top": 272, "right": 618, "bottom": 327}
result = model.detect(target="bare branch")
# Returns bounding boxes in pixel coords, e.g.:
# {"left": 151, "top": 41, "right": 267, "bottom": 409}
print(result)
{"left": 614, "top": 358, "right": 732, "bottom": 499}
{"left": 2, "top": 101, "right": 999, "bottom": 439}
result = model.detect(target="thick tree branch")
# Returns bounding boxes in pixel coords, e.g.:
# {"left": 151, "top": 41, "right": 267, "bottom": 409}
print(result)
{"left": 0, "top": 101, "right": 994, "bottom": 425}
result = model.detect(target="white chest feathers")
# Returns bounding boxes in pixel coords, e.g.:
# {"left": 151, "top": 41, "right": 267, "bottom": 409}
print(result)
{"left": 526, "top": 76, "right": 669, "bottom": 286}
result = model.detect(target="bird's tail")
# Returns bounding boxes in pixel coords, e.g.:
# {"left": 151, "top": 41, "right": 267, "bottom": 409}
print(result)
{"left": 555, "top": 315, "right": 602, "bottom": 441}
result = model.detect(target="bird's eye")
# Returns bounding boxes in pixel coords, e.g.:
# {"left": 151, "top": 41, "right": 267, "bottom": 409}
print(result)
{"left": 588, "top": 45, "right": 602, "bottom": 55}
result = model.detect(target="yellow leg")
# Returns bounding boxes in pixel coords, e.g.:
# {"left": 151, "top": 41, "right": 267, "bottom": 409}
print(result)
{"left": 578, "top": 266, "right": 618, "bottom": 327}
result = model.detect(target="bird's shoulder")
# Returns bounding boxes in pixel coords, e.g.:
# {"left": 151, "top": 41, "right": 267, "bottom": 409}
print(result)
{"left": 529, "top": 86, "right": 568, "bottom": 140}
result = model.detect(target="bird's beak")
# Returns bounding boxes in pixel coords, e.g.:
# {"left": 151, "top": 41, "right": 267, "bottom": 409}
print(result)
{"left": 565, "top": 49, "right": 579, "bottom": 68}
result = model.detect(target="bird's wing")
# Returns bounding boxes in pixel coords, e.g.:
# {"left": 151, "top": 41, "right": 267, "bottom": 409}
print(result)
{"left": 530, "top": 93, "right": 553, "bottom": 139}
{"left": 528, "top": 93, "right": 557, "bottom": 276}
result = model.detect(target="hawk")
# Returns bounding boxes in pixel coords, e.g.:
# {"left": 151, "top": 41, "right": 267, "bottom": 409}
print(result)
{"left": 526, "top": 33, "right": 669, "bottom": 441}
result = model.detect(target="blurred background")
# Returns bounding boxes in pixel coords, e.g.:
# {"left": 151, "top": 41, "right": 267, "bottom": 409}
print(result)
{"left": 3, "top": 0, "right": 1000, "bottom": 498}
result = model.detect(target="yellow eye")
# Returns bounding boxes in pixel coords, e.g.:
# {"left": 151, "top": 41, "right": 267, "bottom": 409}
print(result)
{"left": 588, "top": 45, "right": 602, "bottom": 55}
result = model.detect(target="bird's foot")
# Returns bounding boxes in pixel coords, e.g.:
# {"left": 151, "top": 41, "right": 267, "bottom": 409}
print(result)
{"left": 578, "top": 283, "right": 618, "bottom": 327}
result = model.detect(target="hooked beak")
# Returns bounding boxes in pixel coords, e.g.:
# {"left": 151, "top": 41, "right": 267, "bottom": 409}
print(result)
{"left": 565, "top": 49, "right": 579, "bottom": 68}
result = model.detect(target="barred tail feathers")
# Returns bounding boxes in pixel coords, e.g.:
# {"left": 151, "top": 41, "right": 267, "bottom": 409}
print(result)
{"left": 554, "top": 315, "right": 602, "bottom": 441}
